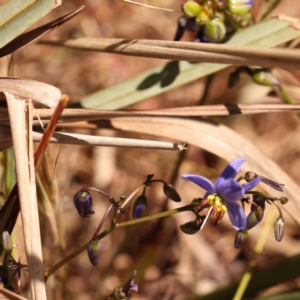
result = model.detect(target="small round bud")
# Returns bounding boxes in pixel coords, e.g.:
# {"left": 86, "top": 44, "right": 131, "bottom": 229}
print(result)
{"left": 204, "top": 18, "right": 226, "bottom": 43}
{"left": 280, "top": 197, "right": 288, "bottom": 205}
{"left": 245, "top": 171, "right": 258, "bottom": 182}
{"left": 163, "top": 184, "right": 181, "bottom": 202}
{"left": 195, "top": 11, "right": 210, "bottom": 25}
{"left": 132, "top": 195, "right": 147, "bottom": 219}
{"left": 182, "top": 1, "right": 202, "bottom": 18}
{"left": 87, "top": 239, "right": 102, "bottom": 266}
{"left": 73, "top": 190, "right": 94, "bottom": 218}
{"left": 180, "top": 220, "right": 201, "bottom": 234}
{"left": 274, "top": 217, "right": 285, "bottom": 242}
{"left": 234, "top": 229, "right": 248, "bottom": 248}
{"left": 228, "top": 0, "right": 253, "bottom": 15}
{"left": 1, "top": 231, "right": 13, "bottom": 254}
{"left": 252, "top": 70, "right": 280, "bottom": 87}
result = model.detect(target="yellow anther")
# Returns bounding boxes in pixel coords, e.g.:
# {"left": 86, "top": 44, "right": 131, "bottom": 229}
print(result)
{"left": 207, "top": 195, "right": 215, "bottom": 200}
{"left": 221, "top": 205, "right": 227, "bottom": 212}
{"left": 215, "top": 199, "right": 221, "bottom": 206}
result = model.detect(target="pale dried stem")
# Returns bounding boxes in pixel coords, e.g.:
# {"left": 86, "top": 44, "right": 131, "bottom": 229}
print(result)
{"left": 32, "top": 131, "right": 185, "bottom": 151}
{"left": 0, "top": 104, "right": 299, "bottom": 125}
{"left": 40, "top": 38, "right": 300, "bottom": 69}
{"left": 5, "top": 93, "right": 46, "bottom": 300}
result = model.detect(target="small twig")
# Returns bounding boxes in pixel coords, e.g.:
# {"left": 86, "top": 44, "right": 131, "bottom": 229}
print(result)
{"left": 32, "top": 131, "right": 184, "bottom": 151}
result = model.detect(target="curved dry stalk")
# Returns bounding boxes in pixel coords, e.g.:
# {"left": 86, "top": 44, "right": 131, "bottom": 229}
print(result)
{"left": 40, "top": 37, "right": 300, "bottom": 69}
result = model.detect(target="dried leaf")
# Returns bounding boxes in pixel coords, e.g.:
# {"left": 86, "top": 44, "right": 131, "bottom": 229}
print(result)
{"left": 0, "top": 78, "right": 62, "bottom": 108}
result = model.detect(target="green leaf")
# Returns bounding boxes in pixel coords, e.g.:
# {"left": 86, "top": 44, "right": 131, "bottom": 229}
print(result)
{"left": 80, "top": 18, "right": 300, "bottom": 110}
{"left": 0, "top": 0, "right": 61, "bottom": 48}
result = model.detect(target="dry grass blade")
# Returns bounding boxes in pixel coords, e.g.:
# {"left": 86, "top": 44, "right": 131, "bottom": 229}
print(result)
{"left": 97, "top": 116, "right": 300, "bottom": 222}
{"left": 5, "top": 93, "right": 46, "bottom": 300}
{"left": 0, "top": 104, "right": 299, "bottom": 126}
{"left": 40, "top": 37, "right": 300, "bottom": 69}
{"left": 0, "top": 5, "right": 85, "bottom": 58}
{"left": 0, "top": 78, "right": 62, "bottom": 108}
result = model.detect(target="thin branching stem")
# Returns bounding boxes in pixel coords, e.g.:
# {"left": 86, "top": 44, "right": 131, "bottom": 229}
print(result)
{"left": 45, "top": 203, "right": 198, "bottom": 278}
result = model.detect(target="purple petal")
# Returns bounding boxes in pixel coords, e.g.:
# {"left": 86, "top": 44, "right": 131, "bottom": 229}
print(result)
{"left": 217, "top": 178, "right": 244, "bottom": 202}
{"left": 243, "top": 175, "right": 262, "bottom": 192}
{"left": 181, "top": 174, "right": 216, "bottom": 194}
{"left": 226, "top": 202, "right": 246, "bottom": 230}
{"left": 216, "top": 158, "right": 246, "bottom": 186}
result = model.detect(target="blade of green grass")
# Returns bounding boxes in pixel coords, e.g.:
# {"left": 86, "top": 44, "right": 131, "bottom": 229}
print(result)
{"left": 79, "top": 18, "right": 300, "bottom": 110}
{"left": 0, "top": 0, "right": 61, "bottom": 48}
{"left": 0, "top": 0, "right": 36, "bottom": 27}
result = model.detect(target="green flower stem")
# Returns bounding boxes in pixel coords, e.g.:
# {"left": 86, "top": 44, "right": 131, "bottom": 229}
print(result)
{"left": 114, "top": 203, "right": 198, "bottom": 228}
{"left": 45, "top": 225, "right": 115, "bottom": 279}
{"left": 45, "top": 203, "right": 197, "bottom": 279}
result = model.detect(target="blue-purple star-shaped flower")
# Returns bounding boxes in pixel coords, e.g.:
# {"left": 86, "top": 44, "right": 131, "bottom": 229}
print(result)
{"left": 181, "top": 158, "right": 261, "bottom": 230}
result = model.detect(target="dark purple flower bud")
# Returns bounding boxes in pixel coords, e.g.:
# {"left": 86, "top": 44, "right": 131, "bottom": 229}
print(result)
{"left": 251, "top": 194, "right": 266, "bottom": 211}
{"left": 129, "top": 284, "right": 138, "bottom": 293}
{"left": 1, "top": 231, "right": 13, "bottom": 254}
{"left": 180, "top": 220, "right": 201, "bottom": 234}
{"left": 163, "top": 184, "right": 181, "bottom": 202}
{"left": 87, "top": 239, "right": 102, "bottom": 266}
{"left": 132, "top": 195, "right": 147, "bottom": 219}
{"left": 246, "top": 210, "right": 260, "bottom": 230}
{"left": 73, "top": 190, "right": 94, "bottom": 218}
{"left": 234, "top": 229, "right": 248, "bottom": 249}
{"left": 274, "top": 217, "right": 285, "bottom": 242}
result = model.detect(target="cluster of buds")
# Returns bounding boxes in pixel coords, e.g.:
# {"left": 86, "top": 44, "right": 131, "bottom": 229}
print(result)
{"left": 107, "top": 271, "right": 138, "bottom": 300}
{"left": 176, "top": 0, "right": 253, "bottom": 42}
{"left": 73, "top": 175, "right": 181, "bottom": 266}
{"left": 180, "top": 158, "right": 288, "bottom": 249}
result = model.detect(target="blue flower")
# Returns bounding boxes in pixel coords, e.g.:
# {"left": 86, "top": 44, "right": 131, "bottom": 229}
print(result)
{"left": 181, "top": 158, "right": 261, "bottom": 230}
